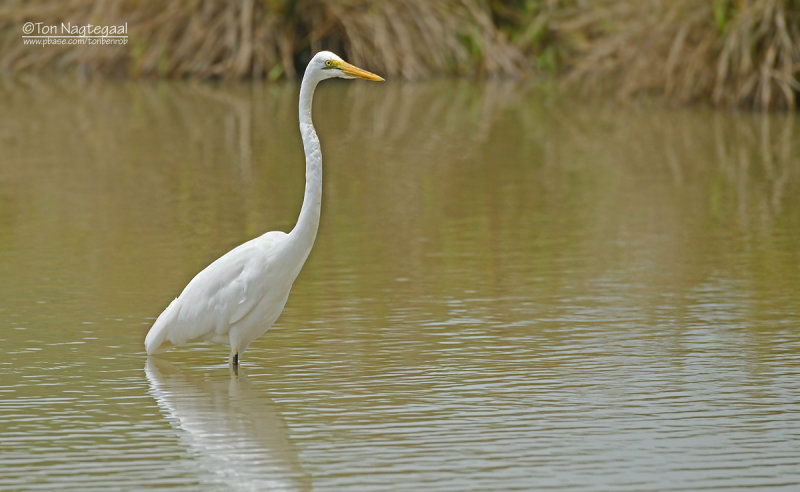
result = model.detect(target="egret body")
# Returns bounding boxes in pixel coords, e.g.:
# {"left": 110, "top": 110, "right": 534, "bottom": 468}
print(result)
{"left": 144, "top": 52, "right": 383, "bottom": 366}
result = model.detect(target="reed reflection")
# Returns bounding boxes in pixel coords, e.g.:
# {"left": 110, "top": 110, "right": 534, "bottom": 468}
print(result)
{"left": 145, "top": 358, "right": 309, "bottom": 491}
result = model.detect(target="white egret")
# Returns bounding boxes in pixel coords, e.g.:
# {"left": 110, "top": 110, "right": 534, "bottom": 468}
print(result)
{"left": 145, "top": 51, "right": 383, "bottom": 367}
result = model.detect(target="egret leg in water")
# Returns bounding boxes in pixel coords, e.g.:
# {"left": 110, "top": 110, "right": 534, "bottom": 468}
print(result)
{"left": 144, "top": 52, "right": 384, "bottom": 366}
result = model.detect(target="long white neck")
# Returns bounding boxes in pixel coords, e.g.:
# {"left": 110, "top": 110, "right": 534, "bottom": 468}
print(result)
{"left": 288, "top": 70, "right": 322, "bottom": 262}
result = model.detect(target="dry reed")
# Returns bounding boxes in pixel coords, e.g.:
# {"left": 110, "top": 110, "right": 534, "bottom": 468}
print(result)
{"left": 1, "top": 0, "right": 798, "bottom": 110}
{"left": 563, "top": 0, "right": 800, "bottom": 110}
{"left": 0, "top": 0, "right": 525, "bottom": 80}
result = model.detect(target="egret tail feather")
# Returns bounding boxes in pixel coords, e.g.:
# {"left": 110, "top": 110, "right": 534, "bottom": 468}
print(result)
{"left": 144, "top": 298, "right": 180, "bottom": 354}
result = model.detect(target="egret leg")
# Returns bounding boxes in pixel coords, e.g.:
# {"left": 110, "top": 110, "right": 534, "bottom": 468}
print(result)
{"left": 230, "top": 352, "right": 239, "bottom": 375}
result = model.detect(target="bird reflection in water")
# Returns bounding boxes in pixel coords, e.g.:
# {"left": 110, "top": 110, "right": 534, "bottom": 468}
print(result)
{"left": 145, "top": 358, "right": 309, "bottom": 491}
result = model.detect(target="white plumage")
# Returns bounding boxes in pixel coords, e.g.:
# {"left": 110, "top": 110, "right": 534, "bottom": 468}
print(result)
{"left": 144, "top": 51, "right": 384, "bottom": 365}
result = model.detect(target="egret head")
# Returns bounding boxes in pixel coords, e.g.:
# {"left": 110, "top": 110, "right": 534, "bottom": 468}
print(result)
{"left": 307, "top": 51, "right": 384, "bottom": 82}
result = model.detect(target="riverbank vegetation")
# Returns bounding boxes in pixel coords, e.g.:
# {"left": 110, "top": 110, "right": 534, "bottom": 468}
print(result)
{"left": 1, "top": 0, "right": 798, "bottom": 110}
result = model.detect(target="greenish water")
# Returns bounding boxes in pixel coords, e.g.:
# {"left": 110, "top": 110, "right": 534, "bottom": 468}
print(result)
{"left": 1, "top": 78, "right": 799, "bottom": 491}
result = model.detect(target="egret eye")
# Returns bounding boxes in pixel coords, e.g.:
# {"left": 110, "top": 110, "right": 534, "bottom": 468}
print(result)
{"left": 324, "top": 60, "right": 334, "bottom": 68}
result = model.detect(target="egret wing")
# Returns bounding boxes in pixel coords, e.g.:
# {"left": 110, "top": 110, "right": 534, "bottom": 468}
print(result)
{"left": 145, "top": 232, "right": 287, "bottom": 353}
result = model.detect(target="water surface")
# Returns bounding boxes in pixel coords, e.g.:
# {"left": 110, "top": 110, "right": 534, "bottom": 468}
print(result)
{"left": 1, "top": 79, "right": 799, "bottom": 490}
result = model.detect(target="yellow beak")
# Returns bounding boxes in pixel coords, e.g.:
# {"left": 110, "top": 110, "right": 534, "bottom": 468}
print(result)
{"left": 338, "top": 61, "right": 385, "bottom": 82}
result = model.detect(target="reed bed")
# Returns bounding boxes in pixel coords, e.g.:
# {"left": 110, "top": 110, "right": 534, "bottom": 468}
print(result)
{"left": 0, "top": 0, "right": 524, "bottom": 79}
{"left": 564, "top": 0, "right": 800, "bottom": 110}
{"left": 1, "top": 0, "right": 798, "bottom": 110}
